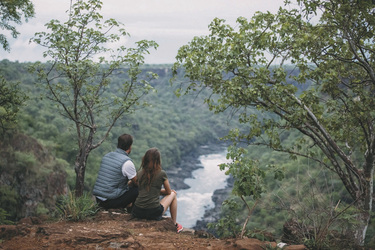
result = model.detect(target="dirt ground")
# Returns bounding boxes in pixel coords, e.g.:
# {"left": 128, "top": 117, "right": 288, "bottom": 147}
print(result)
{"left": 0, "top": 210, "right": 307, "bottom": 249}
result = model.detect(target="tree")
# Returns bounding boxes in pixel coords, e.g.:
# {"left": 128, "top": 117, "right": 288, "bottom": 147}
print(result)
{"left": 0, "top": 0, "right": 34, "bottom": 134}
{"left": 30, "top": 0, "right": 158, "bottom": 197}
{"left": 173, "top": 0, "right": 374, "bottom": 245}
{"left": 0, "top": 76, "right": 28, "bottom": 136}
{"left": 218, "top": 146, "right": 283, "bottom": 238}
{"left": 0, "top": 0, "right": 34, "bottom": 51}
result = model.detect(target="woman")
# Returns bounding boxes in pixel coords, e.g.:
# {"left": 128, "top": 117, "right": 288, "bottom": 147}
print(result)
{"left": 132, "top": 148, "right": 183, "bottom": 233}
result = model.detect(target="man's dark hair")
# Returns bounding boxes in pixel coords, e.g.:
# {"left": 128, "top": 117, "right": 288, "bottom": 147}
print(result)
{"left": 117, "top": 134, "right": 133, "bottom": 151}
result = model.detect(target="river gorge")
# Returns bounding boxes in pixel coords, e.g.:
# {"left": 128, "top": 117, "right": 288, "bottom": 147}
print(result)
{"left": 166, "top": 143, "right": 233, "bottom": 230}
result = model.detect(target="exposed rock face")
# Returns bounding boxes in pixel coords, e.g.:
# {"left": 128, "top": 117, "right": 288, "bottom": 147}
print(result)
{"left": 166, "top": 142, "right": 233, "bottom": 235}
{"left": 166, "top": 141, "right": 229, "bottom": 191}
{"left": 0, "top": 133, "right": 68, "bottom": 221}
{"left": 194, "top": 175, "right": 233, "bottom": 234}
{"left": 166, "top": 144, "right": 206, "bottom": 190}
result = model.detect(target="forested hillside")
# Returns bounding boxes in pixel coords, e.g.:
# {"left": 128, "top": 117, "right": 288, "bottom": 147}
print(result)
{"left": 1, "top": 59, "right": 374, "bottom": 248}
{"left": 2, "top": 0, "right": 375, "bottom": 249}
{"left": 171, "top": 0, "right": 375, "bottom": 247}
{"left": 0, "top": 59, "right": 235, "bottom": 221}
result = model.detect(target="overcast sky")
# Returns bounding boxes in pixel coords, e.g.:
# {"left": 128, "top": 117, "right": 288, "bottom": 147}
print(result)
{"left": 1, "top": 0, "right": 285, "bottom": 64}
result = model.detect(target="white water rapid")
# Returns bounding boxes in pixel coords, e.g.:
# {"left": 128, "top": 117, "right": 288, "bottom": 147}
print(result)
{"left": 175, "top": 149, "right": 230, "bottom": 228}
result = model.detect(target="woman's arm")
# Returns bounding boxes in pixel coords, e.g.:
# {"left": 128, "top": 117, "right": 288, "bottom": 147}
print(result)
{"left": 160, "top": 179, "right": 175, "bottom": 195}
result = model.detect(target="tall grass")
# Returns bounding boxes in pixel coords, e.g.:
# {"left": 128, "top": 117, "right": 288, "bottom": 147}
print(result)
{"left": 56, "top": 191, "right": 99, "bottom": 221}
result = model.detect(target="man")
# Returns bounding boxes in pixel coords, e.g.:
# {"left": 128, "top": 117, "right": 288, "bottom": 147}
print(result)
{"left": 93, "top": 134, "right": 138, "bottom": 210}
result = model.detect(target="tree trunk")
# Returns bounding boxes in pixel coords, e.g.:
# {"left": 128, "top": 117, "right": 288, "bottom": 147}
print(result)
{"left": 74, "top": 146, "right": 91, "bottom": 197}
{"left": 74, "top": 127, "right": 95, "bottom": 197}
{"left": 354, "top": 201, "right": 371, "bottom": 246}
{"left": 354, "top": 164, "right": 374, "bottom": 246}
{"left": 74, "top": 157, "right": 86, "bottom": 197}
{"left": 240, "top": 197, "right": 259, "bottom": 239}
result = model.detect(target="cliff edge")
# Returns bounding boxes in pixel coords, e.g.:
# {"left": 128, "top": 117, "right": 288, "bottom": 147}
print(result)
{"left": 0, "top": 209, "right": 306, "bottom": 249}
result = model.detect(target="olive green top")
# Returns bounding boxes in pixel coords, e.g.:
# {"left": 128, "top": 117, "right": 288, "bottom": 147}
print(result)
{"left": 135, "top": 169, "right": 167, "bottom": 209}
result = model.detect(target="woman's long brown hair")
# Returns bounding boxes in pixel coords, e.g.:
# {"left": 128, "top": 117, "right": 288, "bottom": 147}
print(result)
{"left": 139, "top": 148, "right": 162, "bottom": 190}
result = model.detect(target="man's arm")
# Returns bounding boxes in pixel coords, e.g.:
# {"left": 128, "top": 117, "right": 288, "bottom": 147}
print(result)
{"left": 122, "top": 160, "right": 138, "bottom": 187}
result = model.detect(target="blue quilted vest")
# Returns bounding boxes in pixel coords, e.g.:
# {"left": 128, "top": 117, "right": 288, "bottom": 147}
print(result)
{"left": 93, "top": 148, "right": 132, "bottom": 199}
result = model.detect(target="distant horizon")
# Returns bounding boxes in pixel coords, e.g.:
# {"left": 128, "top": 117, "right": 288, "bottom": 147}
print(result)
{"left": 1, "top": 0, "right": 284, "bottom": 64}
{"left": 0, "top": 58, "right": 176, "bottom": 66}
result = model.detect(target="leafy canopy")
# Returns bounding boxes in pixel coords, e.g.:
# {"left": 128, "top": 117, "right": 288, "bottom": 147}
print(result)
{"left": 173, "top": 0, "right": 375, "bottom": 244}
{"left": 0, "top": 76, "right": 28, "bottom": 135}
{"left": 30, "top": 0, "right": 158, "bottom": 196}
{"left": 0, "top": 0, "right": 34, "bottom": 51}
{"left": 0, "top": 0, "right": 34, "bottom": 135}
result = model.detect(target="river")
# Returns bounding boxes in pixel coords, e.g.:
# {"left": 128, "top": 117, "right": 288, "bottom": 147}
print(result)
{"left": 175, "top": 149, "right": 230, "bottom": 228}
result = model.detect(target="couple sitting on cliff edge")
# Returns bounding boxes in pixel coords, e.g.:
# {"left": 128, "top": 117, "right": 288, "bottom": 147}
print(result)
{"left": 92, "top": 134, "right": 183, "bottom": 233}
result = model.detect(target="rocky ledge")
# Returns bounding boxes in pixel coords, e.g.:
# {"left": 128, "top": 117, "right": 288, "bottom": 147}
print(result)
{"left": 0, "top": 210, "right": 307, "bottom": 250}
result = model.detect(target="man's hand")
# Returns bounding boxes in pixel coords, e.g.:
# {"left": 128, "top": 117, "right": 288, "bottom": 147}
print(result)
{"left": 128, "top": 177, "right": 138, "bottom": 187}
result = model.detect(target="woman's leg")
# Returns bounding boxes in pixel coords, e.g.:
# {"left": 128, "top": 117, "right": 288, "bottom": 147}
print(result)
{"left": 160, "top": 192, "right": 177, "bottom": 224}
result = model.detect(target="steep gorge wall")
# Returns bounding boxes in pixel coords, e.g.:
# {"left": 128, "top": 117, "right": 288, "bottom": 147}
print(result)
{"left": 0, "top": 133, "right": 68, "bottom": 221}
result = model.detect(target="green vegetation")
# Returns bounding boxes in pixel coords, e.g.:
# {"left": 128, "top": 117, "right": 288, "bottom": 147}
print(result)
{"left": 0, "top": 0, "right": 34, "bottom": 51}
{"left": 0, "top": 59, "right": 234, "bottom": 222}
{"left": 30, "top": 0, "right": 158, "bottom": 197}
{"left": 1, "top": 0, "right": 374, "bottom": 248}
{"left": 1, "top": 57, "right": 373, "bottom": 248}
{"left": 0, "top": 77, "right": 28, "bottom": 135}
{"left": 55, "top": 191, "right": 99, "bottom": 221}
{"left": 0, "top": 131, "right": 69, "bottom": 222}
{"left": 208, "top": 198, "right": 242, "bottom": 238}
{"left": 0, "top": 186, "right": 18, "bottom": 224}
{"left": 173, "top": 0, "right": 375, "bottom": 246}
{"left": 215, "top": 146, "right": 284, "bottom": 238}
{"left": 0, "top": 208, "right": 13, "bottom": 225}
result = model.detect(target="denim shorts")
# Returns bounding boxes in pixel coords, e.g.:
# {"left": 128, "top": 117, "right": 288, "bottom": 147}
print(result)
{"left": 132, "top": 204, "right": 164, "bottom": 221}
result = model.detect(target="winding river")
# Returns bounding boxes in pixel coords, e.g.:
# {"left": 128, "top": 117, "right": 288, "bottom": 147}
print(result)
{"left": 175, "top": 149, "right": 230, "bottom": 228}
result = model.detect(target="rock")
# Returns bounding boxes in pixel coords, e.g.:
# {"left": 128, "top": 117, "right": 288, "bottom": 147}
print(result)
{"left": 0, "top": 225, "right": 30, "bottom": 240}
{"left": 18, "top": 216, "right": 42, "bottom": 225}
{"left": 0, "top": 133, "right": 68, "bottom": 222}
{"left": 180, "top": 228, "right": 195, "bottom": 236}
{"left": 166, "top": 141, "right": 230, "bottom": 191}
{"left": 194, "top": 229, "right": 215, "bottom": 238}
{"left": 234, "top": 238, "right": 276, "bottom": 250}
{"left": 0, "top": 225, "right": 20, "bottom": 240}
{"left": 284, "top": 245, "right": 308, "bottom": 250}
{"left": 194, "top": 178, "right": 233, "bottom": 234}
